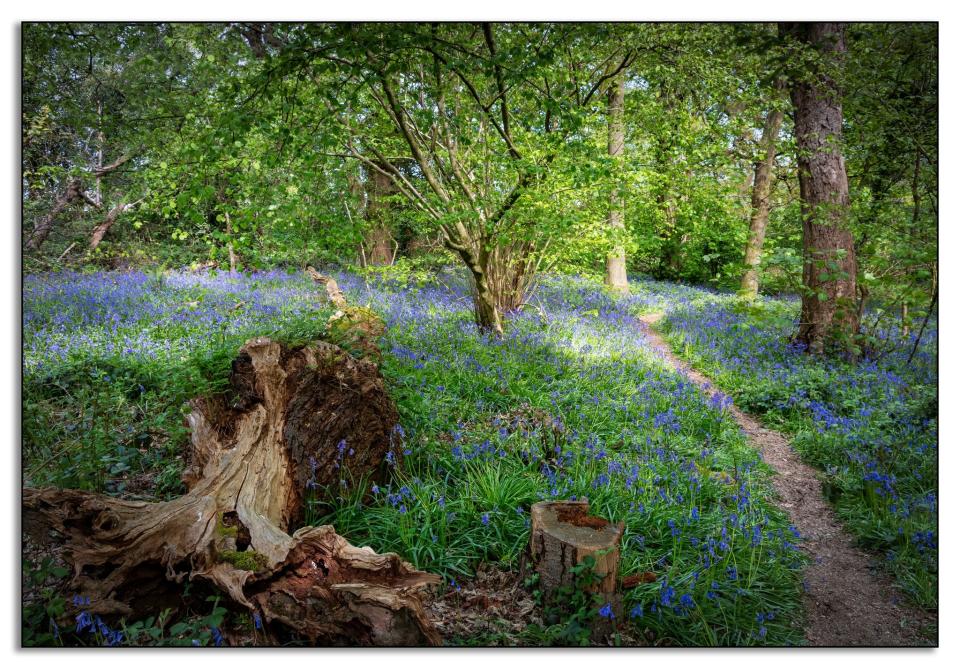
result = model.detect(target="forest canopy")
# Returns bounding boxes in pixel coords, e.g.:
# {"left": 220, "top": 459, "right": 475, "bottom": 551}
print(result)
{"left": 23, "top": 22, "right": 937, "bottom": 346}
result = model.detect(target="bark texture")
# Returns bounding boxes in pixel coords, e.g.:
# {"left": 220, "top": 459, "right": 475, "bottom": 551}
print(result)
{"left": 530, "top": 500, "right": 623, "bottom": 604}
{"left": 605, "top": 67, "right": 629, "bottom": 291}
{"left": 363, "top": 164, "right": 398, "bottom": 266}
{"left": 225, "top": 210, "right": 238, "bottom": 272}
{"left": 23, "top": 332, "right": 441, "bottom": 645}
{"left": 782, "top": 23, "right": 859, "bottom": 352}
{"left": 740, "top": 83, "right": 786, "bottom": 298}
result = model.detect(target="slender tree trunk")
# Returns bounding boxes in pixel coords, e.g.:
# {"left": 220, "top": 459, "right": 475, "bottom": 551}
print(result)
{"left": 653, "top": 87, "right": 682, "bottom": 280}
{"left": 89, "top": 201, "right": 128, "bottom": 250}
{"left": 605, "top": 67, "right": 629, "bottom": 291}
{"left": 26, "top": 179, "right": 86, "bottom": 251}
{"left": 740, "top": 83, "right": 786, "bottom": 298}
{"left": 782, "top": 22, "right": 859, "bottom": 353}
{"left": 95, "top": 100, "right": 104, "bottom": 207}
{"left": 900, "top": 148, "right": 924, "bottom": 337}
{"left": 657, "top": 193, "right": 681, "bottom": 279}
{"left": 225, "top": 210, "right": 238, "bottom": 273}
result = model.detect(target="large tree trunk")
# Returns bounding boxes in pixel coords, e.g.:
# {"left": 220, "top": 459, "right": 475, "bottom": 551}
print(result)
{"left": 363, "top": 162, "right": 398, "bottom": 266}
{"left": 470, "top": 253, "right": 505, "bottom": 336}
{"left": 23, "top": 316, "right": 442, "bottom": 645}
{"left": 740, "top": 83, "right": 786, "bottom": 299}
{"left": 605, "top": 67, "right": 629, "bottom": 292}
{"left": 782, "top": 23, "right": 859, "bottom": 353}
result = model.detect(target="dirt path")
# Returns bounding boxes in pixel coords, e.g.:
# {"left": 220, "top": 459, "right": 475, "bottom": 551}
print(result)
{"left": 638, "top": 312, "right": 934, "bottom": 647}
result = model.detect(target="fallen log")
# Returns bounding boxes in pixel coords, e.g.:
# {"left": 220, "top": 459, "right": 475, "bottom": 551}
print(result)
{"left": 24, "top": 335, "right": 441, "bottom": 645}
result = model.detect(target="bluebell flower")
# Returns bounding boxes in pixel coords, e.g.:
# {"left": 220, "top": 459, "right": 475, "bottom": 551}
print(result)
{"left": 75, "top": 611, "right": 93, "bottom": 634}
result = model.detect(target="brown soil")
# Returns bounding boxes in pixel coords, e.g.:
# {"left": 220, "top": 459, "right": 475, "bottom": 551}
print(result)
{"left": 637, "top": 312, "right": 936, "bottom": 647}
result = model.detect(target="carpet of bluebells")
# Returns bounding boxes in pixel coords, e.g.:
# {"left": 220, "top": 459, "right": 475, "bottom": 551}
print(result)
{"left": 646, "top": 282, "right": 938, "bottom": 609}
{"left": 25, "top": 268, "right": 815, "bottom": 645}
{"left": 23, "top": 270, "right": 334, "bottom": 496}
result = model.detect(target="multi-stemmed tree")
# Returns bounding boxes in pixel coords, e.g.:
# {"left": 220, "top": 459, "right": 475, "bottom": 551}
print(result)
{"left": 258, "top": 23, "right": 635, "bottom": 333}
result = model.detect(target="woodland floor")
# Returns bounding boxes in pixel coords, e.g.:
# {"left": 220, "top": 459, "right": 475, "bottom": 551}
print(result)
{"left": 22, "top": 270, "right": 938, "bottom": 647}
{"left": 638, "top": 312, "right": 937, "bottom": 647}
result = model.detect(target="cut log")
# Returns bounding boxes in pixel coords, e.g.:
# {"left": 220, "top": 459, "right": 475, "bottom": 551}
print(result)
{"left": 23, "top": 335, "right": 441, "bottom": 645}
{"left": 530, "top": 499, "right": 623, "bottom": 604}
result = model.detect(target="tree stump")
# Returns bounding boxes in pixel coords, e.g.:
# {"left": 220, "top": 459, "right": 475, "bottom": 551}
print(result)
{"left": 530, "top": 499, "right": 623, "bottom": 605}
{"left": 23, "top": 336, "right": 442, "bottom": 646}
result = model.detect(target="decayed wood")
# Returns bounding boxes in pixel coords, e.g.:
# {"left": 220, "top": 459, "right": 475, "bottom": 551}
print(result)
{"left": 307, "top": 266, "right": 348, "bottom": 309}
{"left": 23, "top": 334, "right": 442, "bottom": 645}
{"left": 530, "top": 499, "right": 623, "bottom": 601}
{"left": 307, "top": 266, "right": 388, "bottom": 363}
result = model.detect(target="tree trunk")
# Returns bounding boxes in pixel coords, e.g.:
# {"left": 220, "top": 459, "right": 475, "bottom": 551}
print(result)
{"left": 605, "top": 66, "right": 629, "bottom": 292}
{"left": 530, "top": 500, "right": 623, "bottom": 610}
{"left": 96, "top": 100, "right": 104, "bottom": 207}
{"left": 26, "top": 179, "right": 86, "bottom": 251}
{"left": 363, "top": 163, "right": 397, "bottom": 266}
{"left": 471, "top": 260, "right": 504, "bottom": 335}
{"left": 740, "top": 83, "right": 786, "bottom": 299}
{"left": 89, "top": 201, "right": 128, "bottom": 251}
{"left": 782, "top": 22, "right": 859, "bottom": 353}
{"left": 225, "top": 210, "right": 238, "bottom": 273}
{"left": 27, "top": 151, "right": 135, "bottom": 252}
{"left": 23, "top": 311, "right": 442, "bottom": 645}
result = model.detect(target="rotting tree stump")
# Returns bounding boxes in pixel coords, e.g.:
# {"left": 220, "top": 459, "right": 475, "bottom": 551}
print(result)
{"left": 530, "top": 499, "right": 624, "bottom": 606}
{"left": 23, "top": 335, "right": 442, "bottom": 646}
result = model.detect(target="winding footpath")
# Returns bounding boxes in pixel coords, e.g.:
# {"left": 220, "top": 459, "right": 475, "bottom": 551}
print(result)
{"left": 638, "top": 312, "right": 935, "bottom": 647}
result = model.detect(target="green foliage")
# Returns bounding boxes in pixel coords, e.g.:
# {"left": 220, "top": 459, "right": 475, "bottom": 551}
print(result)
{"left": 526, "top": 554, "right": 608, "bottom": 647}
{"left": 21, "top": 557, "right": 70, "bottom": 647}
{"left": 121, "top": 597, "right": 228, "bottom": 646}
